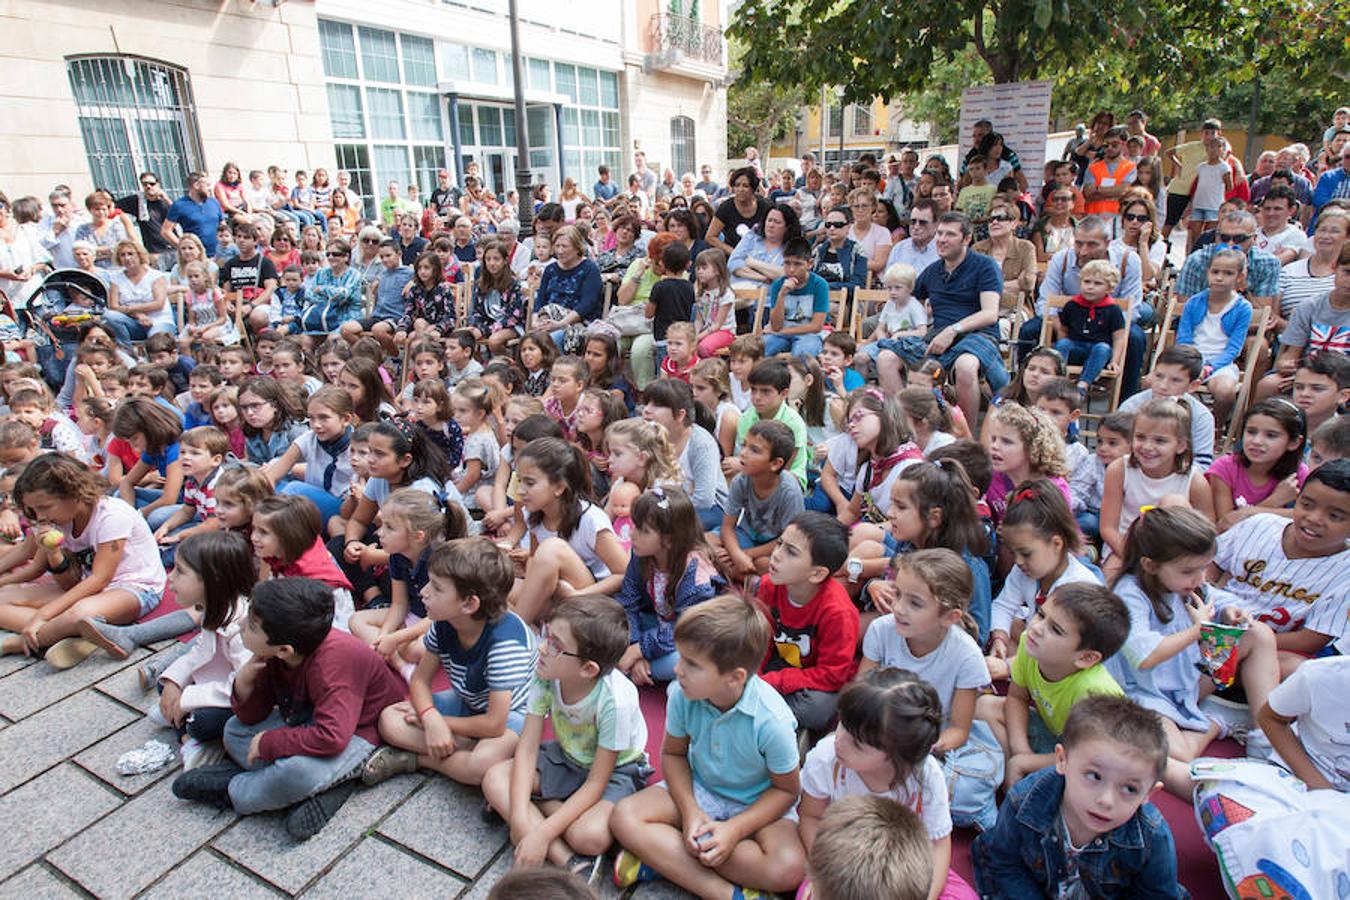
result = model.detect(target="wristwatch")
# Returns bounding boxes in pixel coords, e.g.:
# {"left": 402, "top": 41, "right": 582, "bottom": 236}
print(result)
{"left": 951, "top": 321, "right": 964, "bottom": 335}
{"left": 845, "top": 557, "right": 864, "bottom": 584}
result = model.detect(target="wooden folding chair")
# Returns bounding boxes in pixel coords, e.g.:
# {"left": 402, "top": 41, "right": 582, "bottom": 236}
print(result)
{"left": 735, "top": 286, "right": 766, "bottom": 334}
{"left": 1223, "top": 305, "right": 1271, "bottom": 450}
{"left": 848, "top": 288, "right": 891, "bottom": 342}
{"left": 223, "top": 291, "right": 253, "bottom": 353}
{"left": 1038, "top": 294, "right": 1134, "bottom": 426}
{"left": 601, "top": 280, "right": 615, "bottom": 319}
{"left": 1147, "top": 292, "right": 1180, "bottom": 374}
{"left": 826, "top": 289, "right": 848, "bottom": 332}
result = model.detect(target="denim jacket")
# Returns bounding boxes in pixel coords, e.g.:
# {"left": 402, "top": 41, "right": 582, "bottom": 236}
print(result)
{"left": 971, "top": 767, "right": 1188, "bottom": 900}
{"left": 811, "top": 237, "right": 868, "bottom": 292}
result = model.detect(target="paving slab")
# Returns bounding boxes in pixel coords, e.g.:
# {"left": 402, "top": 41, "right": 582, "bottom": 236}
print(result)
{"left": 451, "top": 848, "right": 511, "bottom": 900}
{"left": 0, "top": 645, "right": 147, "bottom": 720}
{"left": 0, "top": 689, "right": 138, "bottom": 794}
{"left": 0, "top": 764, "right": 123, "bottom": 874}
{"left": 0, "top": 862, "right": 86, "bottom": 899}
{"left": 301, "top": 836, "right": 466, "bottom": 899}
{"left": 377, "top": 778, "right": 509, "bottom": 880}
{"left": 139, "top": 850, "right": 280, "bottom": 899}
{"left": 212, "top": 773, "right": 424, "bottom": 895}
{"left": 632, "top": 880, "right": 699, "bottom": 899}
{"left": 93, "top": 645, "right": 181, "bottom": 714}
{"left": 47, "top": 777, "right": 238, "bottom": 899}
{"left": 73, "top": 716, "right": 181, "bottom": 796}
{"left": 0, "top": 647, "right": 38, "bottom": 678}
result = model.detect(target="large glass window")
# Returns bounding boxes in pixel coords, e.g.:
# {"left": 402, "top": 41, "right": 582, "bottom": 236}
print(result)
{"left": 319, "top": 19, "right": 449, "bottom": 214}
{"left": 66, "top": 55, "right": 204, "bottom": 197}
{"left": 851, "top": 104, "right": 873, "bottom": 137}
{"left": 358, "top": 27, "right": 400, "bottom": 83}
{"left": 471, "top": 48, "right": 499, "bottom": 85}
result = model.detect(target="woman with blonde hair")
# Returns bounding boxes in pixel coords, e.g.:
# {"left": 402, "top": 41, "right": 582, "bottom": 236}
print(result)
{"left": 558, "top": 177, "right": 589, "bottom": 223}
{"left": 105, "top": 241, "right": 173, "bottom": 345}
{"left": 973, "top": 196, "right": 1037, "bottom": 311}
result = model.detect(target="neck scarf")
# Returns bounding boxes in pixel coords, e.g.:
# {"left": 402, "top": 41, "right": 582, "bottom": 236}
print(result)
{"left": 316, "top": 427, "right": 352, "bottom": 491}
{"left": 1069, "top": 292, "right": 1115, "bottom": 322}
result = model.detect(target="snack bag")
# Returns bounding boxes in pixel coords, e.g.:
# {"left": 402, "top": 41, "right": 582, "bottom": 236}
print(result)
{"left": 1199, "top": 621, "right": 1246, "bottom": 689}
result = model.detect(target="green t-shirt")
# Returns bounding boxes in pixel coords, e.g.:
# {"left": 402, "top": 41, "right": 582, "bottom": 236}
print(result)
{"left": 526, "top": 670, "right": 647, "bottom": 767}
{"left": 1009, "top": 633, "right": 1122, "bottom": 735}
{"left": 956, "top": 184, "right": 997, "bottom": 222}
{"left": 734, "top": 400, "right": 809, "bottom": 489}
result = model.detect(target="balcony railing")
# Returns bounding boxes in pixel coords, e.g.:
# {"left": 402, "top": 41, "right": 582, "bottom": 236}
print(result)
{"left": 648, "top": 13, "right": 724, "bottom": 68}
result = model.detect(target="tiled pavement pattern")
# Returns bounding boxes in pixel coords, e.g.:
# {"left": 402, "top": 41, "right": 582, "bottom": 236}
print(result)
{"left": 0, "top": 638, "right": 693, "bottom": 899}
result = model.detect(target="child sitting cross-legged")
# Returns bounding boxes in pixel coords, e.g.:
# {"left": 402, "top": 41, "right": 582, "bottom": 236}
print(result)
{"left": 757, "top": 511, "right": 859, "bottom": 737}
{"left": 972, "top": 695, "right": 1186, "bottom": 899}
{"left": 170, "top": 577, "right": 408, "bottom": 840}
{"left": 798, "top": 667, "right": 978, "bottom": 900}
{"left": 718, "top": 420, "right": 805, "bottom": 580}
{"left": 803, "top": 795, "right": 934, "bottom": 900}
{"left": 481, "top": 594, "right": 651, "bottom": 879}
{"left": 362, "top": 537, "right": 537, "bottom": 788}
{"left": 610, "top": 594, "right": 807, "bottom": 899}
{"left": 980, "top": 582, "right": 1130, "bottom": 790}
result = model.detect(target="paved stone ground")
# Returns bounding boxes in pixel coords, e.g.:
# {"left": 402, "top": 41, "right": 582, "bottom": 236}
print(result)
{"left": 0, "top": 639, "right": 693, "bottom": 899}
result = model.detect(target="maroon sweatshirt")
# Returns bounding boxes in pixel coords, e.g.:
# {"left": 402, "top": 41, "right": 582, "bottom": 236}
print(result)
{"left": 233, "top": 628, "right": 407, "bottom": 761}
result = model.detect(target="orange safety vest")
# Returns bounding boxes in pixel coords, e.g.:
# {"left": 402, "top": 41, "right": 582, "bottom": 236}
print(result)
{"left": 1084, "top": 157, "right": 1136, "bottom": 216}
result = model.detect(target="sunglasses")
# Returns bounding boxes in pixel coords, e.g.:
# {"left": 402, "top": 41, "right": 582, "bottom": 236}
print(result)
{"left": 326, "top": 251, "right": 346, "bottom": 258}
{"left": 988, "top": 214, "right": 1013, "bottom": 223}
{"left": 909, "top": 218, "right": 933, "bottom": 227}
{"left": 141, "top": 180, "right": 158, "bottom": 188}
{"left": 1122, "top": 213, "right": 1150, "bottom": 222}
{"left": 824, "top": 220, "right": 848, "bottom": 228}
{"left": 361, "top": 238, "right": 379, "bottom": 244}
{"left": 1218, "top": 233, "right": 1253, "bottom": 243}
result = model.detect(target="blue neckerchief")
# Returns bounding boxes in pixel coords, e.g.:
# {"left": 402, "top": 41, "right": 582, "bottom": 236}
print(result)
{"left": 316, "top": 427, "right": 352, "bottom": 491}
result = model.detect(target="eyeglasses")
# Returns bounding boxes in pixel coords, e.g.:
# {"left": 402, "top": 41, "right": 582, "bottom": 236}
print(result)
{"left": 1218, "top": 232, "right": 1254, "bottom": 243}
{"left": 847, "top": 410, "right": 876, "bottom": 427}
{"left": 361, "top": 238, "right": 379, "bottom": 244}
{"left": 539, "top": 625, "right": 581, "bottom": 659}
{"left": 824, "top": 220, "right": 848, "bottom": 228}
{"left": 1122, "top": 213, "right": 1151, "bottom": 223}
{"left": 988, "top": 213, "right": 1013, "bottom": 223}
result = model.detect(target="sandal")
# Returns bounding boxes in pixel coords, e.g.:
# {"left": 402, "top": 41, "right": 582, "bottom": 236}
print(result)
{"left": 359, "top": 746, "right": 418, "bottom": 786}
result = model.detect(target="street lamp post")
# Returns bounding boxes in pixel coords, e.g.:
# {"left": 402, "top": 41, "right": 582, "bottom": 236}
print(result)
{"left": 508, "top": 0, "right": 533, "bottom": 237}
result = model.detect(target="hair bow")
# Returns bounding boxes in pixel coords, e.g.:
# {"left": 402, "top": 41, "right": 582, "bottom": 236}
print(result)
{"left": 1013, "top": 488, "right": 1036, "bottom": 503}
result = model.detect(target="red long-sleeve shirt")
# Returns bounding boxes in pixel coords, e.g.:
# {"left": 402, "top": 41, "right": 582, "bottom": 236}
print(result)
{"left": 758, "top": 576, "right": 859, "bottom": 695}
{"left": 233, "top": 629, "right": 407, "bottom": 761}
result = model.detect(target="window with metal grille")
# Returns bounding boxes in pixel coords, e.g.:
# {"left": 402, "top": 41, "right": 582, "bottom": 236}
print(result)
{"left": 670, "top": 116, "right": 696, "bottom": 178}
{"left": 66, "top": 55, "right": 204, "bottom": 198}
{"left": 851, "top": 104, "right": 873, "bottom": 137}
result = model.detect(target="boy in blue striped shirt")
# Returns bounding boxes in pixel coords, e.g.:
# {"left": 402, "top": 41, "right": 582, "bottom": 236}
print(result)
{"left": 362, "top": 536, "right": 538, "bottom": 788}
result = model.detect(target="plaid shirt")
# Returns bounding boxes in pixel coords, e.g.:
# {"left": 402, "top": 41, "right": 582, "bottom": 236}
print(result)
{"left": 1175, "top": 244, "right": 1280, "bottom": 300}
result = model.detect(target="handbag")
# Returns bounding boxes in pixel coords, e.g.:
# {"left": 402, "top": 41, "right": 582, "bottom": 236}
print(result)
{"left": 605, "top": 301, "right": 650, "bottom": 337}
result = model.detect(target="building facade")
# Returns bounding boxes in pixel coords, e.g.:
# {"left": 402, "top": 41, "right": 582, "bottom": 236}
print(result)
{"left": 770, "top": 95, "right": 933, "bottom": 170}
{"left": 0, "top": 0, "right": 728, "bottom": 216}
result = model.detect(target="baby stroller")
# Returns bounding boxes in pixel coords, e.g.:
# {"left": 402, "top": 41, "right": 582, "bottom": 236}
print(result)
{"left": 10, "top": 268, "right": 110, "bottom": 388}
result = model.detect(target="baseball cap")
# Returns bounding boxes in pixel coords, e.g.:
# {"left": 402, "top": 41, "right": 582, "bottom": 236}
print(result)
{"left": 884, "top": 152, "right": 902, "bottom": 164}
{"left": 437, "top": 168, "right": 449, "bottom": 177}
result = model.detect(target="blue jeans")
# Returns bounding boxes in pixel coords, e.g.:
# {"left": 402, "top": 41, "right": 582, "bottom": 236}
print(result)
{"left": 1021, "top": 314, "right": 1148, "bottom": 398}
{"left": 1076, "top": 509, "right": 1100, "bottom": 541}
{"left": 805, "top": 481, "right": 850, "bottom": 513}
{"left": 432, "top": 690, "right": 526, "bottom": 734}
{"left": 102, "top": 310, "right": 175, "bottom": 349}
{"left": 1054, "top": 338, "right": 1113, "bottom": 387}
{"left": 761, "top": 332, "right": 823, "bottom": 359}
{"left": 135, "top": 489, "right": 183, "bottom": 532}
{"left": 280, "top": 480, "right": 344, "bottom": 528}
{"left": 636, "top": 613, "right": 681, "bottom": 682}
{"left": 934, "top": 332, "right": 1009, "bottom": 392}
{"left": 697, "top": 504, "right": 724, "bottom": 531}
{"left": 223, "top": 711, "right": 375, "bottom": 814}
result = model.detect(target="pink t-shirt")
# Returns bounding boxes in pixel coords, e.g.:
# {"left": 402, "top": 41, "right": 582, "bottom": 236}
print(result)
{"left": 987, "top": 471, "right": 1072, "bottom": 523}
{"left": 61, "top": 496, "right": 167, "bottom": 595}
{"left": 1205, "top": 453, "right": 1308, "bottom": 508}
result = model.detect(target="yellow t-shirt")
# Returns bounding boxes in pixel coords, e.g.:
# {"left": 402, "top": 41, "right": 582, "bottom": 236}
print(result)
{"left": 1009, "top": 633, "right": 1123, "bottom": 735}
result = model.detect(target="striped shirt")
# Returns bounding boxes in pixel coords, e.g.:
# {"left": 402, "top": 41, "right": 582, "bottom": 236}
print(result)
{"left": 1213, "top": 513, "right": 1350, "bottom": 641}
{"left": 1278, "top": 259, "right": 1335, "bottom": 318}
{"left": 424, "top": 611, "right": 537, "bottom": 715}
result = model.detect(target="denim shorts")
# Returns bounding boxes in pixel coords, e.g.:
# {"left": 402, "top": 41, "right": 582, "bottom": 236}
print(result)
{"left": 1190, "top": 207, "right": 1219, "bottom": 222}
{"left": 432, "top": 689, "right": 526, "bottom": 734}
{"left": 934, "top": 332, "right": 1010, "bottom": 392}
{"left": 122, "top": 586, "right": 163, "bottom": 617}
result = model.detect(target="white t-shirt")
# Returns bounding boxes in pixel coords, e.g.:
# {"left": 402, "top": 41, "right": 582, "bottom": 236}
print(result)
{"left": 1192, "top": 296, "right": 1238, "bottom": 361}
{"left": 62, "top": 496, "right": 166, "bottom": 595}
{"left": 800, "top": 733, "right": 951, "bottom": 840}
{"left": 824, "top": 434, "right": 859, "bottom": 489}
{"left": 456, "top": 428, "right": 501, "bottom": 497}
{"left": 1192, "top": 161, "right": 1230, "bottom": 210}
{"left": 876, "top": 297, "right": 927, "bottom": 335}
{"left": 528, "top": 501, "right": 615, "bottom": 578}
{"left": 850, "top": 453, "right": 921, "bottom": 517}
{"left": 923, "top": 431, "right": 955, "bottom": 456}
{"left": 1214, "top": 513, "right": 1350, "bottom": 641}
{"left": 1265, "top": 656, "right": 1350, "bottom": 789}
{"left": 850, "top": 222, "right": 893, "bottom": 263}
{"left": 293, "top": 429, "right": 352, "bottom": 497}
{"left": 731, "top": 375, "right": 752, "bottom": 412}
{"left": 861, "top": 618, "right": 988, "bottom": 717}
{"left": 109, "top": 268, "right": 174, "bottom": 332}
{"left": 1254, "top": 224, "right": 1311, "bottom": 260}
{"left": 990, "top": 555, "right": 1102, "bottom": 637}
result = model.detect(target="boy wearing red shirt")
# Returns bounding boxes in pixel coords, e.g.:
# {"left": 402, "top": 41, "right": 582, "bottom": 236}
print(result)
{"left": 758, "top": 511, "right": 860, "bottom": 734}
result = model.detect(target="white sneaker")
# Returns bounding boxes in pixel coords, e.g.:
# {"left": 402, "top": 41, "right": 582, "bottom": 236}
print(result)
{"left": 180, "top": 737, "right": 226, "bottom": 771}
{"left": 145, "top": 705, "right": 169, "bottom": 728}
